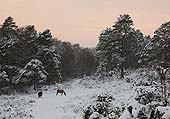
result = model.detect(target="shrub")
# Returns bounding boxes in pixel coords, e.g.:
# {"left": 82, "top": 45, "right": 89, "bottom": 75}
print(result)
{"left": 83, "top": 94, "right": 123, "bottom": 119}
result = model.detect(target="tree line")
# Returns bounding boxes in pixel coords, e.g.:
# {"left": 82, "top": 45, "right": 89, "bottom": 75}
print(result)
{"left": 0, "top": 16, "right": 96, "bottom": 93}
{"left": 96, "top": 14, "right": 170, "bottom": 98}
{"left": 96, "top": 14, "right": 170, "bottom": 78}
{"left": 0, "top": 14, "right": 170, "bottom": 93}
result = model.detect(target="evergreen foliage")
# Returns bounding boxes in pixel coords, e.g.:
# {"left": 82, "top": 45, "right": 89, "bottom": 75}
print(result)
{"left": 96, "top": 14, "right": 146, "bottom": 78}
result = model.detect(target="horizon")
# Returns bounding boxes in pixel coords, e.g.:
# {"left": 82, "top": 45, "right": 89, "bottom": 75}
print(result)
{"left": 1, "top": 0, "right": 170, "bottom": 47}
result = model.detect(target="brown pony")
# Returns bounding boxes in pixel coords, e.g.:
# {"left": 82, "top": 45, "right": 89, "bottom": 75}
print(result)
{"left": 56, "top": 89, "right": 66, "bottom": 96}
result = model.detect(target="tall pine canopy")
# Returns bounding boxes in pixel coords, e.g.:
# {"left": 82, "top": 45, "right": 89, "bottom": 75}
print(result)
{"left": 0, "top": 16, "right": 62, "bottom": 89}
{"left": 96, "top": 14, "right": 145, "bottom": 78}
{"left": 0, "top": 16, "right": 18, "bottom": 66}
{"left": 152, "top": 21, "right": 170, "bottom": 65}
{"left": 36, "top": 29, "right": 53, "bottom": 48}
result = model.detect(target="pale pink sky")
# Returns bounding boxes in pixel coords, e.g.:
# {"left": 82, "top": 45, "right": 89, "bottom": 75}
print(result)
{"left": 0, "top": 0, "right": 170, "bottom": 47}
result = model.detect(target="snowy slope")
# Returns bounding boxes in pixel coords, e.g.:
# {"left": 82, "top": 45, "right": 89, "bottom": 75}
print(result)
{"left": 0, "top": 72, "right": 170, "bottom": 119}
{"left": 0, "top": 94, "right": 34, "bottom": 119}
{"left": 33, "top": 77, "right": 135, "bottom": 119}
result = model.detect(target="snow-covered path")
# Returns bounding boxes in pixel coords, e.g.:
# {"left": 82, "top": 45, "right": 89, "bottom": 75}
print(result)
{"left": 34, "top": 93, "right": 70, "bottom": 119}
{"left": 33, "top": 83, "right": 101, "bottom": 118}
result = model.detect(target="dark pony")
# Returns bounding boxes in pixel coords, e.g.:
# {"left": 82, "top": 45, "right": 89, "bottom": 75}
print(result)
{"left": 38, "top": 91, "right": 43, "bottom": 98}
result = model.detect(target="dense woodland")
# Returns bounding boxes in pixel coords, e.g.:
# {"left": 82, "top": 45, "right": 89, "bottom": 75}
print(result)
{"left": 0, "top": 16, "right": 97, "bottom": 92}
{"left": 0, "top": 14, "right": 170, "bottom": 95}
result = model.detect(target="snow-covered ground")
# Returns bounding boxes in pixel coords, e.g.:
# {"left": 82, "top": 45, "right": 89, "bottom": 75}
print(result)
{"left": 33, "top": 77, "right": 135, "bottom": 119}
{"left": 0, "top": 71, "right": 170, "bottom": 119}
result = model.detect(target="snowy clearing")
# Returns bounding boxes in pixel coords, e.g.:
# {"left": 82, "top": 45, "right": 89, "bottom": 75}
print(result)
{"left": 0, "top": 74, "right": 170, "bottom": 119}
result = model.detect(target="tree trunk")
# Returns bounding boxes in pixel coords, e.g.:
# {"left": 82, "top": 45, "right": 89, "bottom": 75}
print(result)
{"left": 34, "top": 83, "right": 36, "bottom": 90}
{"left": 121, "top": 62, "right": 124, "bottom": 78}
{"left": 120, "top": 27, "right": 127, "bottom": 79}
{"left": 33, "top": 77, "right": 36, "bottom": 90}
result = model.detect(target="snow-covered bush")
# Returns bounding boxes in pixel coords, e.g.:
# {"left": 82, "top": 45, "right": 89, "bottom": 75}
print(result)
{"left": 136, "top": 108, "right": 147, "bottom": 119}
{"left": 0, "top": 95, "right": 34, "bottom": 119}
{"left": 0, "top": 65, "right": 21, "bottom": 94}
{"left": 119, "top": 106, "right": 135, "bottom": 119}
{"left": 0, "top": 71, "right": 11, "bottom": 94}
{"left": 0, "top": 71, "right": 9, "bottom": 86}
{"left": 83, "top": 94, "right": 123, "bottom": 119}
{"left": 134, "top": 104, "right": 166, "bottom": 119}
{"left": 1, "top": 65, "right": 20, "bottom": 79}
{"left": 125, "top": 68, "right": 158, "bottom": 86}
{"left": 135, "top": 87, "right": 162, "bottom": 105}
{"left": 93, "top": 94, "right": 113, "bottom": 117}
{"left": 83, "top": 106, "right": 93, "bottom": 119}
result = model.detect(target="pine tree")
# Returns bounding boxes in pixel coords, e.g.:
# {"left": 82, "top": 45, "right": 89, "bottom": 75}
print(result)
{"left": 6, "top": 25, "right": 38, "bottom": 67}
{"left": 36, "top": 29, "right": 53, "bottom": 48}
{"left": 76, "top": 48, "right": 96, "bottom": 76}
{"left": 125, "top": 29, "right": 145, "bottom": 68}
{"left": 152, "top": 21, "right": 170, "bottom": 65}
{"left": 1, "top": 16, "right": 17, "bottom": 30}
{"left": 35, "top": 29, "right": 62, "bottom": 83}
{"left": 37, "top": 48, "right": 62, "bottom": 83}
{"left": 60, "top": 42, "right": 75, "bottom": 79}
{"left": 96, "top": 14, "right": 145, "bottom": 78}
{"left": 113, "top": 14, "right": 133, "bottom": 78}
{"left": 96, "top": 28, "right": 117, "bottom": 74}
{"left": 16, "top": 59, "right": 47, "bottom": 90}
{"left": 138, "top": 35, "right": 153, "bottom": 67}
{"left": 0, "top": 16, "right": 18, "bottom": 66}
